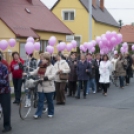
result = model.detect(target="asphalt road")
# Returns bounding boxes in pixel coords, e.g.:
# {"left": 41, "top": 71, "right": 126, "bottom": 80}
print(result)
{"left": 1, "top": 78, "right": 134, "bottom": 134}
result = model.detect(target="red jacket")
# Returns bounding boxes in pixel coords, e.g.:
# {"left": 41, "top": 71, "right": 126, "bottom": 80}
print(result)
{"left": 10, "top": 58, "right": 24, "bottom": 78}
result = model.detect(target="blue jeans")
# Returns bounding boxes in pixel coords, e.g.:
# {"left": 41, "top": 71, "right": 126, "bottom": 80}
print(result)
{"left": 119, "top": 76, "right": 125, "bottom": 87}
{"left": 35, "top": 92, "right": 54, "bottom": 116}
{"left": 77, "top": 80, "right": 87, "bottom": 97}
{"left": 86, "top": 79, "right": 97, "bottom": 93}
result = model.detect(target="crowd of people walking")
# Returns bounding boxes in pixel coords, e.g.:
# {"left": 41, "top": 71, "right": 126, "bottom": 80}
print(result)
{"left": 0, "top": 50, "right": 134, "bottom": 133}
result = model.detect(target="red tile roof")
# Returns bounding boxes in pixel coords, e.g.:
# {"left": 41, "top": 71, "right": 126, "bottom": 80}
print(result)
{"left": 120, "top": 25, "right": 134, "bottom": 43}
{"left": 0, "top": 0, "right": 73, "bottom": 38}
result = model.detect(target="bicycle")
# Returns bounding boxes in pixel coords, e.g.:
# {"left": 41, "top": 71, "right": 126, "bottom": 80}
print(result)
{"left": 19, "top": 76, "right": 39, "bottom": 120}
{"left": 110, "top": 71, "right": 119, "bottom": 87}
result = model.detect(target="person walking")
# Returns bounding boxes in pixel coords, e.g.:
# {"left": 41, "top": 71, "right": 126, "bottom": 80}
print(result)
{"left": 94, "top": 53, "right": 101, "bottom": 92}
{"left": 76, "top": 54, "right": 91, "bottom": 99}
{"left": 115, "top": 54, "right": 127, "bottom": 89}
{"left": 86, "top": 53, "right": 97, "bottom": 94}
{"left": 10, "top": 52, "right": 24, "bottom": 104}
{"left": 68, "top": 53, "right": 77, "bottom": 97}
{"left": 54, "top": 53, "right": 70, "bottom": 105}
{"left": 125, "top": 53, "right": 133, "bottom": 85}
{"left": 28, "top": 53, "right": 56, "bottom": 118}
{"left": 99, "top": 55, "right": 112, "bottom": 96}
{"left": 0, "top": 53, "right": 12, "bottom": 133}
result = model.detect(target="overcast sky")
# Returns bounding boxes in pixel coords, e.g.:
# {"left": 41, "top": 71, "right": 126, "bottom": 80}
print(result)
{"left": 41, "top": 0, "right": 134, "bottom": 25}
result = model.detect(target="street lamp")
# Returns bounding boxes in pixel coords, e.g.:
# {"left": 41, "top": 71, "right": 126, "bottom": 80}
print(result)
{"left": 89, "top": 0, "right": 92, "bottom": 41}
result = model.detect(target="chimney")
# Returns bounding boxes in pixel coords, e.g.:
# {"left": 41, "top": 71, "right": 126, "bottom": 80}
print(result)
{"left": 92, "top": 0, "right": 96, "bottom": 8}
{"left": 27, "top": 0, "right": 32, "bottom": 4}
{"left": 100, "top": 0, "right": 104, "bottom": 11}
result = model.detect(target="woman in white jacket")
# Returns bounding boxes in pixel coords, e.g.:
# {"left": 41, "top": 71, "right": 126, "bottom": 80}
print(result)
{"left": 54, "top": 54, "right": 70, "bottom": 105}
{"left": 29, "top": 53, "right": 56, "bottom": 119}
{"left": 99, "top": 55, "right": 112, "bottom": 96}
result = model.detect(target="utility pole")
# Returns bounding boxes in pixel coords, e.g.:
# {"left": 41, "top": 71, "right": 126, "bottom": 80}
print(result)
{"left": 89, "top": 0, "right": 92, "bottom": 41}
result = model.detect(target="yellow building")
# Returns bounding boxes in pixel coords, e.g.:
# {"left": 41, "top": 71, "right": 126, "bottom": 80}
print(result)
{"left": 51, "top": 0, "right": 119, "bottom": 46}
{"left": 0, "top": 0, "right": 73, "bottom": 62}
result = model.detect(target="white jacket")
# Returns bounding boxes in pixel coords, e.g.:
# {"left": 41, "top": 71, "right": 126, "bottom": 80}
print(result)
{"left": 30, "top": 64, "right": 56, "bottom": 93}
{"left": 99, "top": 61, "right": 112, "bottom": 83}
{"left": 54, "top": 60, "right": 70, "bottom": 82}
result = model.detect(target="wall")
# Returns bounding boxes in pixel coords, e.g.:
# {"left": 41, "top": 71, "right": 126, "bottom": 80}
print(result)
{"left": 52, "top": 0, "right": 91, "bottom": 44}
{"left": 94, "top": 21, "right": 119, "bottom": 38}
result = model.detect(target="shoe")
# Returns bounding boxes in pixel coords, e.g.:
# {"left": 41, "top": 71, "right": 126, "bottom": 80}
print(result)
{"left": 13, "top": 100, "right": 17, "bottom": 104}
{"left": 24, "top": 99, "right": 31, "bottom": 108}
{"left": 33, "top": 115, "right": 40, "bottom": 119}
{"left": 104, "top": 93, "right": 107, "bottom": 96}
{"left": 43, "top": 108, "right": 48, "bottom": 114}
{"left": 61, "top": 102, "right": 66, "bottom": 105}
{"left": 93, "top": 91, "right": 96, "bottom": 94}
{"left": 48, "top": 115, "right": 53, "bottom": 118}
{"left": 75, "top": 96, "right": 80, "bottom": 99}
{"left": 2, "top": 127, "right": 12, "bottom": 133}
{"left": 86, "top": 93, "right": 89, "bottom": 95}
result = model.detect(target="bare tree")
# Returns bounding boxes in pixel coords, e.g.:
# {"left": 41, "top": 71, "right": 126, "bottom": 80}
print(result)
{"left": 131, "top": 22, "right": 134, "bottom": 26}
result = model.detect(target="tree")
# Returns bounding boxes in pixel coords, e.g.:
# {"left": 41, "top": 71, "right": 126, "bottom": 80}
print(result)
{"left": 131, "top": 22, "right": 134, "bottom": 26}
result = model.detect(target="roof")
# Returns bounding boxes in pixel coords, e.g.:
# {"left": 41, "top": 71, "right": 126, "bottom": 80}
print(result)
{"left": 51, "top": 0, "right": 119, "bottom": 28}
{"left": 0, "top": 0, "right": 73, "bottom": 38}
{"left": 120, "top": 25, "right": 134, "bottom": 43}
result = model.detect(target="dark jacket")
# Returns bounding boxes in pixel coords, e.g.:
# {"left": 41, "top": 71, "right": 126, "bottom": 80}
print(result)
{"left": 126, "top": 56, "right": 133, "bottom": 77}
{"left": 68, "top": 59, "right": 77, "bottom": 81}
{"left": 76, "top": 60, "right": 91, "bottom": 81}
{"left": 87, "top": 59, "right": 98, "bottom": 79}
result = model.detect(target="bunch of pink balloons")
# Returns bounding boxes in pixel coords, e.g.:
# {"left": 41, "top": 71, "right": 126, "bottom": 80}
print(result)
{"left": 96, "top": 31, "right": 123, "bottom": 54}
{"left": 120, "top": 42, "right": 128, "bottom": 54}
{"left": 0, "top": 38, "right": 17, "bottom": 50}
{"left": 80, "top": 40, "right": 96, "bottom": 53}
{"left": 25, "top": 37, "right": 40, "bottom": 54}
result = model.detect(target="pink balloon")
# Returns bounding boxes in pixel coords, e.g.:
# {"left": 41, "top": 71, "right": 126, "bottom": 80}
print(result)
{"left": 111, "top": 37, "right": 117, "bottom": 47}
{"left": 111, "top": 31, "right": 117, "bottom": 38}
{"left": 48, "top": 36, "right": 57, "bottom": 46}
{"left": 100, "top": 50, "right": 104, "bottom": 55}
{"left": 0, "top": 40, "right": 8, "bottom": 50}
{"left": 120, "top": 47, "right": 126, "bottom": 54}
{"left": 80, "top": 45, "right": 87, "bottom": 52}
{"left": 122, "top": 42, "right": 128, "bottom": 48}
{"left": 91, "top": 47, "right": 95, "bottom": 53}
{"left": 101, "top": 36, "right": 107, "bottom": 45}
{"left": 83, "top": 42, "right": 88, "bottom": 49}
{"left": 34, "top": 42, "right": 40, "bottom": 51}
{"left": 66, "top": 43, "right": 73, "bottom": 51}
{"left": 117, "top": 34, "right": 123, "bottom": 44}
{"left": 46, "top": 46, "right": 54, "bottom": 54}
{"left": 98, "top": 41, "right": 104, "bottom": 49}
{"left": 105, "top": 31, "right": 112, "bottom": 39}
{"left": 59, "top": 42, "right": 66, "bottom": 51}
{"left": 114, "top": 50, "right": 118, "bottom": 55}
{"left": 9, "top": 39, "right": 16, "bottom": 47}
{"left": 57, "top": 44, "right": 61, "bottom": 52}
{"left": 91, "top": 40, "right": 97, "bottom": 47}
{"left": 71, "top": 40, "right": 77, "bottom": 48}
{"left": 96, "top": 36, "right": 101, "bottom": 44}
{"left": 87, "top": 42, "right": 93, "bottom": 50}
{"left": 25, "top": 42, "right": 34, "bottom": 54}
{"left": 27, "top": 37, "right": 34, "bottom": 43}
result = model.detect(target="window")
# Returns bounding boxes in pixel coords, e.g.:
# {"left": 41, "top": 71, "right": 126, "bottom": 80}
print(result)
{"left": 40, "top": 40, "right": 48, "bottom": 51}
{"left": 63, "top": 11, "right": 74, "bottom": 20}
{"left": 20, "top": 43, "right": 27, "bottom": 60}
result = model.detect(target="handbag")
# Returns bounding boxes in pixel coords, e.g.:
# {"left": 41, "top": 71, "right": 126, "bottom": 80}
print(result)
{"left": 59, "top": 73, "right": 68, "bottom": 80}
{"left": 58, "top": 62, "right": 68, "bottom": 80}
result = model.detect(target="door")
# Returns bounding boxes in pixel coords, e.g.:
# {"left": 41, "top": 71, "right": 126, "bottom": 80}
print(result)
{"left": 74, "top": 36, "right": 81, "bottom": 53}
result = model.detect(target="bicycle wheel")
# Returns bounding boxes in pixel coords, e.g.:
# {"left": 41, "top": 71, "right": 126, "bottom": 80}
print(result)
{"left": 19, "top": 90, "right": 34, "bottom": 120}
